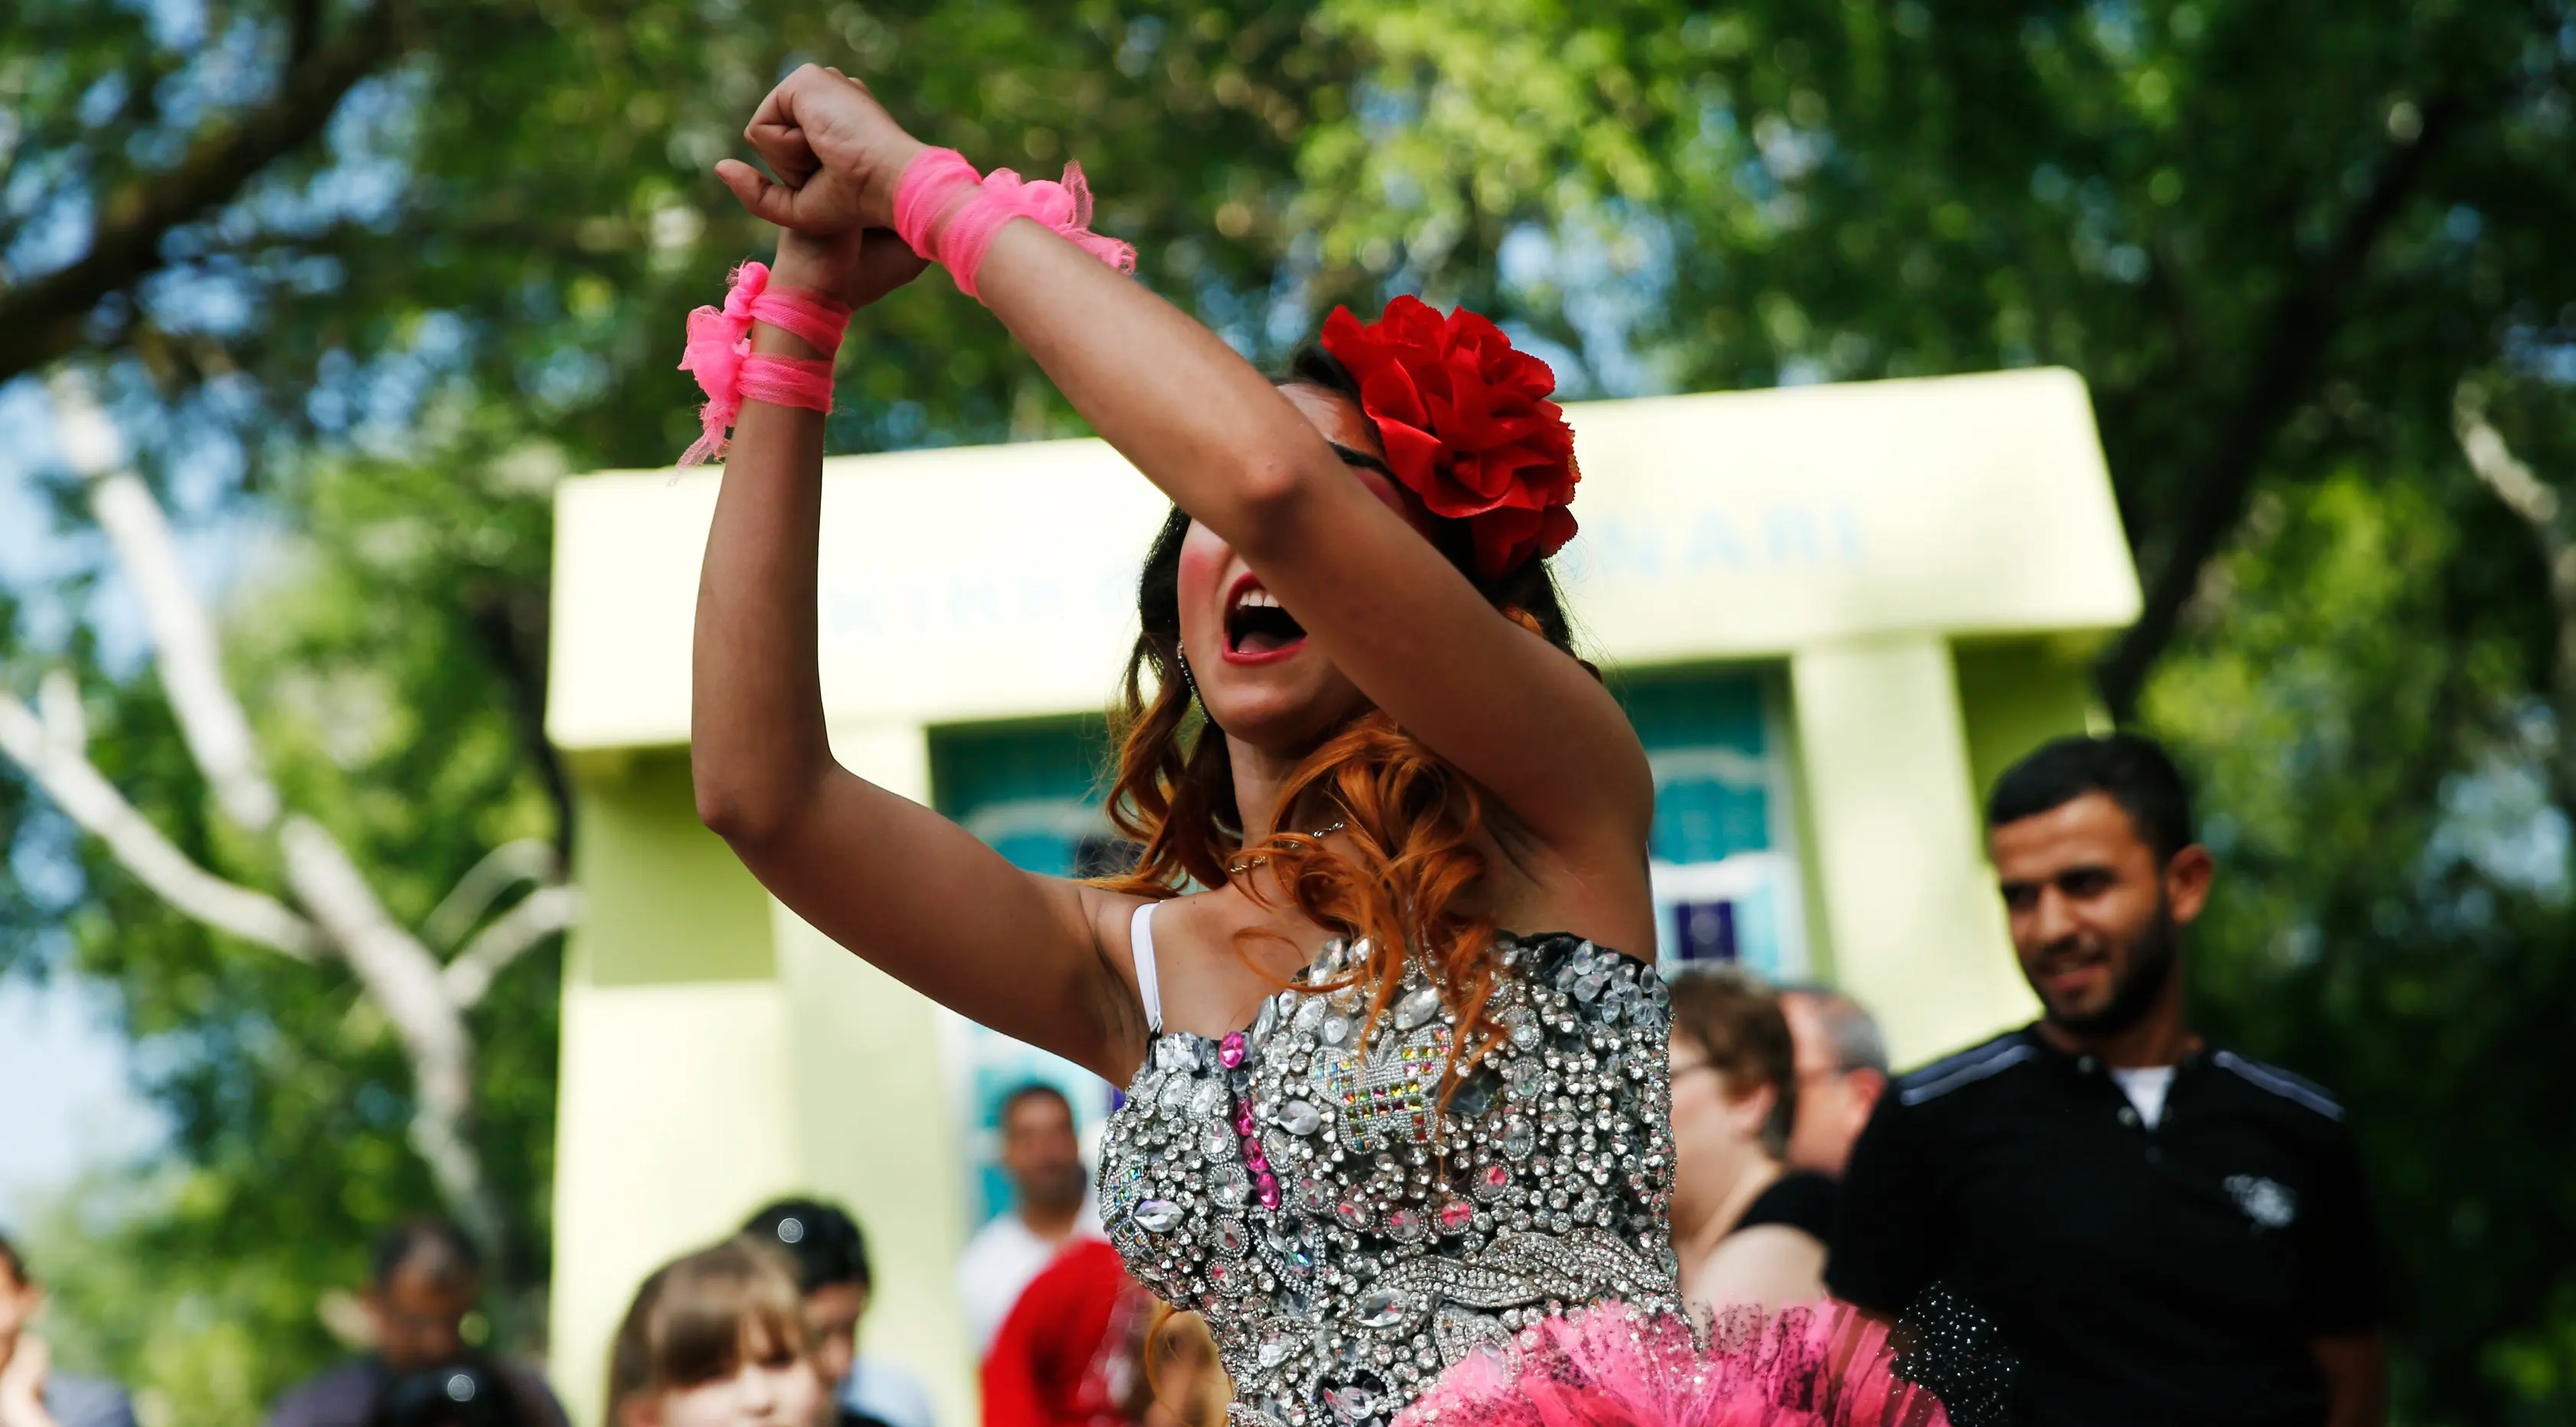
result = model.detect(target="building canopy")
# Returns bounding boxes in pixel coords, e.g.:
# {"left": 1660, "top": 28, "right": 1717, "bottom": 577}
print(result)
{"left": 548, "top": 367, "right": 2137, "bottom": 753}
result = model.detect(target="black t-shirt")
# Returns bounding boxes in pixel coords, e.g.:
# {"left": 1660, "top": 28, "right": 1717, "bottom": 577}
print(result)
{"left": 1733, "top": 1169, "right": 1838, "bottom": 1243}
{"left": 1826, "top": 1027, "right": 2384, "bottom": 1427}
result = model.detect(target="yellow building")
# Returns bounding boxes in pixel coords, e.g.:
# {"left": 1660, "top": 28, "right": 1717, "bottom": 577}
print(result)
{"left": 540, "top": 367, "right": 2137, "bottom": 1427}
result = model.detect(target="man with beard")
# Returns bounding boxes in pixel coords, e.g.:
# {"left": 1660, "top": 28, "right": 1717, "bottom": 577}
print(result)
{"left": 956, "top": 1084, "right": 1102, "bottom": 1357}
{"left": 1827, "top": 733, "right": 2387, "bottom": 1427}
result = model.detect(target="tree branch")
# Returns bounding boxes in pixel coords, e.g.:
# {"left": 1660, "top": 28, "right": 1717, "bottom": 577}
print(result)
{"left": 2095, "top": 95, "right": 2468, "bottom": 718}
{"left": 28, "top": 360, "right": 516, "bottom": 1269}
{"left": 289, "top": 0, "right": 327, "bottom": 68}
{"left": 45, "top": 375, "right": 507, "bottom": 1262}
{"left": 441, "top": 883, "right": 579, "bottom": 1009}
{"left": 422, "top": 838, "right": 561, "bottom": 949}
{"left": 52, "top": 374, "right": 283, "bottom": 831}
{"left": 2456, "top": 389, "right": 2565, "bottom": 530}
{"left": 0, "top": 689, "right": 325, "bottom": 958}
{"left": 276, "top": 815, "right": 506, "bottom": 1259}
{"left": 2454, "top": 384, "right": 2576, "bottom": 821}
{"left": 276, "top": 818, "right": 461, "bottom": 1072}
{"left": 460, "top": 583, "right": 577, "bottom": 861}
{"left": 0, "top": 2, "right": 407, "bottom": 385}
{"left": 37, "top": 670, "right": 88, "bottom": 753}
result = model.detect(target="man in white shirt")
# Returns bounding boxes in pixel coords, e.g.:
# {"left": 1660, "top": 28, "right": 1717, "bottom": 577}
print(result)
{"left": 956, "top": 1083, "right": 1101, "bottom": 1356}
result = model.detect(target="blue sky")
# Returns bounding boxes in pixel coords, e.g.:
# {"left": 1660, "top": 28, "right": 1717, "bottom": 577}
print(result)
{"left": 0, "top": 976, "right": 165, "bottom": 1229}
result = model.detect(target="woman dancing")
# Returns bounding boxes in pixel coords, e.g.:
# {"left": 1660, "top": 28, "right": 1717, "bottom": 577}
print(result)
{"left": 687, "top": 64, "right": 1954, "bottom": 1427}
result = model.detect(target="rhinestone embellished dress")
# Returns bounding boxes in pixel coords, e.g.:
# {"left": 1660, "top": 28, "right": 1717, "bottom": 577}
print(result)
{"left": 1097, "top": 917, "right": 1681, "bottom": 1427}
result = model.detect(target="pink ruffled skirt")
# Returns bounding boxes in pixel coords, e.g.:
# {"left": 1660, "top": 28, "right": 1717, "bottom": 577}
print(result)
{"left": 1391, "top": 1301, "right": 1953, "bottom": 1427}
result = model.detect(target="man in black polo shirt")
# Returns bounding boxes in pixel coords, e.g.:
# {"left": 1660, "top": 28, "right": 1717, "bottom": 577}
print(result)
{"left": 1828, "top": 733, "right": 2387, "bottom": 1427}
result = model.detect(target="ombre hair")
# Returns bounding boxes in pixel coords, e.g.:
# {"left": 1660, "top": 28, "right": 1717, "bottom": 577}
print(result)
{"left": 605, "top": 1238, "right": 814, "bottom": 1421}
{"left": 1094, "top": 346, "right": 1586, "bottom": 1057}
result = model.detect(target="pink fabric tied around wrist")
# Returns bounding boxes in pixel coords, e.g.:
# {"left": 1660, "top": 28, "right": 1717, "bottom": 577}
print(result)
{"left": 893, "top": 147, "right": 1138, "bottom": 301}
{"left": 675, "top": 260, "right": 853, "bottom": 469}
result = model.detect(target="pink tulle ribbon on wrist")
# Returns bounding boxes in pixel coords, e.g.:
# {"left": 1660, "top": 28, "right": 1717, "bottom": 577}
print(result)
{"left": 892, "top": 147, "right": 1138, "bottom": 301}
{"left": 675, "top": 260, "right": 854, "bottom": 469}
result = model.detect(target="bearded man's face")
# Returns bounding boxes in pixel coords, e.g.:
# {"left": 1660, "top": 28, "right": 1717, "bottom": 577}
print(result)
{"left": 1991, "top": 792, "right": 2208, "bottom": 1037}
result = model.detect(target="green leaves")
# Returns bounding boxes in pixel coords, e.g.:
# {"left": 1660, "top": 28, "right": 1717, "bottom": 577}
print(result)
{"left": 2146, "top": 462, "right": 2576, "bottom": 1420}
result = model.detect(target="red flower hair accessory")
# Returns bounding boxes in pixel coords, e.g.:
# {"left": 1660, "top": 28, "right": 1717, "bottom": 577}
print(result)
{"left": 1319, "top": 295, "right": 1580, "bottom": 578}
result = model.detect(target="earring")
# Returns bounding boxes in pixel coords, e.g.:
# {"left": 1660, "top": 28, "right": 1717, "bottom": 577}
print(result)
{"left": 1174, "top": 646, "right": 1199, "bottom": 703}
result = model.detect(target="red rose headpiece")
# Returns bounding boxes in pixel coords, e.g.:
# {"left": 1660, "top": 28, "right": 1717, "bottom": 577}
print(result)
{"left": 1319, "top": 296, "right": 1580, "bottom": 578}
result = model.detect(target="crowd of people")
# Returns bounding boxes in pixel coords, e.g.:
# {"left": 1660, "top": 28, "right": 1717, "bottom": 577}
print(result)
{"left": 0, "top": 975, "right": 1899, "bottom": 1427}
{"left": 0, "top": 1179, "right": 1186, "bottom": 1427}
{"left": 624, "top": 727, "right": 2372, "bottom": 1427}
{"left": 0, "top": 735, "right": 2390, "bottom": 1427}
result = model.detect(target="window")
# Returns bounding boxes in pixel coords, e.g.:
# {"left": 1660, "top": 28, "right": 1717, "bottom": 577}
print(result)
{"left": 931, "top": 719, "right": 1125, "bottom": 876}
{"left": 1620, "top": 671, "right": 1809, "bottom": 980}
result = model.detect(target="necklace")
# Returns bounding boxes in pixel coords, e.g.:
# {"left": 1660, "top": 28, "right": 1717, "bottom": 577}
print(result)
{"left": 1226, "top": 819, "right": 1348, "bottom": 877}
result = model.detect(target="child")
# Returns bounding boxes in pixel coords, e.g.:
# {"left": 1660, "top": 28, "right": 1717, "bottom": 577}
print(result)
{"left": 607, "top": 1239, "right": 833, "bottom": 1427}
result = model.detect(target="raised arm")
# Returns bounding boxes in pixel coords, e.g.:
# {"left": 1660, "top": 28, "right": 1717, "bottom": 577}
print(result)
{"left": 980, "top": 232, "right": 1653, "bottom": 857}
{"left": 721, "top": 69, "right": 1653, "bottom": 870}
{"left": 687, "top": 226, "right": 1146, "bottom": 1081}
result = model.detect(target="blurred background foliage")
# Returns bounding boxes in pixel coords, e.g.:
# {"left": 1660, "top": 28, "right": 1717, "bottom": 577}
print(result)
{"left": 0, "top": 1, "right": 2570, "bottom": 1424}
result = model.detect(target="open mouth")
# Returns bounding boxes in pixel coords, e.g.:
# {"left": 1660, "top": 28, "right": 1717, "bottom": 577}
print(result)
{"left": 1224, "top": 577, "right": 1309, "bottom": 661}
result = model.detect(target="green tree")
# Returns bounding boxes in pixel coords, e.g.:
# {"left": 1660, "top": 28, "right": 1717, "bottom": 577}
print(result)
{"left": 2143, "top": 459, "right": 2576, "bottom": 1424}
{"left": 1299, "top": 0, "right": 2576, "bottom": 712}
{"left": 0, "top": 390, "right": 571, "bottom": 1421}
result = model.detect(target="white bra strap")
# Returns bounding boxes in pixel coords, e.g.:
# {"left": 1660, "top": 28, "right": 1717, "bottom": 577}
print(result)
{"left": 1129, "top": 901, "right": 1165, "bottom": 1034}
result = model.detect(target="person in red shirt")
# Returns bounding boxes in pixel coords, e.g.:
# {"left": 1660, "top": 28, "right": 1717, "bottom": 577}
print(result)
{"left": 979, "top": 1241, "right": 1156, "bottom": 1427}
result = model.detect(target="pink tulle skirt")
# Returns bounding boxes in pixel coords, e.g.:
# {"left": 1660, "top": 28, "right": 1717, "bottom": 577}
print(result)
{"left": 1391, "top": 1301, "right": 1951, "bottom": 1427}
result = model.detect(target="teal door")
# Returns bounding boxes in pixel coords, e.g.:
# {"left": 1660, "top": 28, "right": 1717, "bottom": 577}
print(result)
{"left": 1620, "top": 671, "right": 1810, "bottom": 980}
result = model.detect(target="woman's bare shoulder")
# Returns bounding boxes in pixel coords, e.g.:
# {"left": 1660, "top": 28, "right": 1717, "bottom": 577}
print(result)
{"left": 1694, "top": 1223, "right": 1829, "bottom": 1312}
{"left": 1065, "top": 880, "right": 1169, "bottom": 1079}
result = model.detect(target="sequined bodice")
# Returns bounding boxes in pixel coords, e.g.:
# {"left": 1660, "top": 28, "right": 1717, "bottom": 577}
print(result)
{"left": 1096, "top": 933, "right": 1680, "bottom": 1427}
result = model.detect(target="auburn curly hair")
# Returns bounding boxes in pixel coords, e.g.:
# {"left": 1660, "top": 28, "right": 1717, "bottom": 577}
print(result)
{"left": 1092, "top": 347, "right": 1587, "bottom": 1059}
